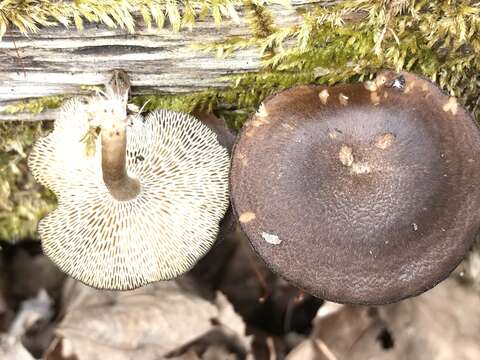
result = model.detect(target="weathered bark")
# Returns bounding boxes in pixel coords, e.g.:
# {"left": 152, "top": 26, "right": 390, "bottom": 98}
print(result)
{"left": 0, "top": 1, "right": 337, "bottom": 121}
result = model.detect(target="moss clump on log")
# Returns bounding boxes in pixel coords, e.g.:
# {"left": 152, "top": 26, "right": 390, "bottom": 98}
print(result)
{"left": 3, "top": 96, "right": 66, "bottom": 115}
{"left": 3, "top": 1, "right": 479, "bottom": 127}
{"left": 0, "top": 0, "right": 248, "bottom": 36}
{"left": 201, "top": 0, "right": 480, "bottom": 125}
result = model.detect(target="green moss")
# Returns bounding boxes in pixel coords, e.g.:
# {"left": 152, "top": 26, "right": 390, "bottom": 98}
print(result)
{"left": 133, "top": 90, "right": 256, "bottom": 129}
{"left": 7, "top": 1, "right": 478, "bottom": 128}
{"left": 133, "top": 92, "right": 216, "bottom": 114}
{"left": 189, "top": 0, "right": 480, "bottom": 127}
{"left": 3, "top": 2, "right": 479, "bottom": 127}
{"left": 4, "top": 95, "right": 66, "bottom": 115}
{"left": 0, "top": 122, "right": 57, "bottom": 242}
{"left": 0, "top": 0, "right": 246, "bottom": 38}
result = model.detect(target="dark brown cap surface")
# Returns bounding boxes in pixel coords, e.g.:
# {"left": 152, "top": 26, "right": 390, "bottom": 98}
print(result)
{"left": 230, "top": 71, "right": 480, "bottom": 304}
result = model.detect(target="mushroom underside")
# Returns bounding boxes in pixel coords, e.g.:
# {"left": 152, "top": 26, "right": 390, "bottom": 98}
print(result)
{"left": 29, "top": 102, "right": 230, "bottom": 290}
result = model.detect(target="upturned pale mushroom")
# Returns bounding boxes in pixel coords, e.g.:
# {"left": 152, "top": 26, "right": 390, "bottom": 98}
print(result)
{"left": 230, "top": 71, "right": 480, "bottom": 305}
{"left": 28, "top": 71, "right": 230, "bottom": 290}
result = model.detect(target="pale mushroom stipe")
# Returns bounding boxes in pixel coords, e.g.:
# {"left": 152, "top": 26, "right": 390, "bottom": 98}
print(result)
{"left": 28, "top": 71, "right": 230, "bottom": 290}
{"left": 230, "top": 71, "right": 480, "bottom": 305}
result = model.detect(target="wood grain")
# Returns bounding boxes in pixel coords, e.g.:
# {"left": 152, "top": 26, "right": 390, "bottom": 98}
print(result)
{"left": 0, "top": 1, "right": 338, "bottom": 121}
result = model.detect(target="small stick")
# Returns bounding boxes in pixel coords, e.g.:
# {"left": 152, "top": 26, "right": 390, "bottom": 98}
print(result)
{"left": 313, "top": 339, "right": 338, "bottom": 360}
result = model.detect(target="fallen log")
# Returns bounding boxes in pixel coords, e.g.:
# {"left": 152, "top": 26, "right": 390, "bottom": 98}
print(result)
{"left": 0, "top": 0, "right": 336, "bottom": 121}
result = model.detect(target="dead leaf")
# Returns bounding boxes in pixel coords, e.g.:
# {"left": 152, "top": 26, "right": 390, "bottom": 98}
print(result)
{"left": 215, "top": 292, "right": 249, "bottom": 344}
{"left": 0, "top": 335, "right": 35, "bottom": 360}
{"left": 287, "top": 278, "right": 480, "bottom": 360}
{"left": 9, "top": 289, "right": 53, "bottom": 338}
{"left": 166, "top": 291, "right": 252, "bottom": 359}
{"left": 46, "top": 278, "right": 250, "bottom": 360}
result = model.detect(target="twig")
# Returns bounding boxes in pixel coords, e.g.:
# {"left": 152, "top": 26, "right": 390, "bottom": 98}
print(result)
{"left": 266, "top": 336, "right": 277, "bottom": 360}
{"left": 313, "top": 339, "right": 338, "bottom": 360}
{"left": 242, "top": 243, "right": 270, "bottom": 303}
{"left": 11, "top": 36, "right": 26, "bottom": 78}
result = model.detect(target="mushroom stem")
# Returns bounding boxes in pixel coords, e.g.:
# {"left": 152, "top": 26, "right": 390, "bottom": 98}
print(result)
{"left": 99, "top": 70, "right": 141, "bottom": 201}
{"left": 101, "top": 120, "right": 141, "bottom": 201}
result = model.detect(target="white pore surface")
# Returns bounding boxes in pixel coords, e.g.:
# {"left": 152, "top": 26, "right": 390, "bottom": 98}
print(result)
{"left": 28, "top": 99, "right": 230, "bottom": 290}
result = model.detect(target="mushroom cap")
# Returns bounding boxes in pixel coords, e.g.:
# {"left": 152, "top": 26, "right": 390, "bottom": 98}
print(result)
{"left": 230, "top": 71, "right": 480, "bottom": 305}
{"left": 29, "top": 98, "right": 230, "bottom": 290}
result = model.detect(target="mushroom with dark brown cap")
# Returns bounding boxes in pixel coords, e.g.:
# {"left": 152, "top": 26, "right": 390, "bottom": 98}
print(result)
{"left": 28, "top": 71, "right": 230, "bottom": 290}
{"left": 230, "top": 71, "right": 480, "bottom": 305}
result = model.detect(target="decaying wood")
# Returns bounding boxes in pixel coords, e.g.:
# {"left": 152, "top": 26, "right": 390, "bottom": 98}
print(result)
{"left": 0, "top": 1, "right": 337, "bottom": 121}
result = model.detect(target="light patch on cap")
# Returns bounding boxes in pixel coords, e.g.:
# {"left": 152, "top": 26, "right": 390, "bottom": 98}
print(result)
{"left": 375, "top": 133, "right": 395, "bottom": 149}
{"left": 339, "top": 145, "right": 354, "bottom": 167}
{"left": 236, "top": 153, "right": 248, "bottom": 166}
{"left": 443, "top": 97, "right": 458, "bottom": 115}
{"left": 328, "top": 129, "right": 342, "bottom": 139}
{"left": 375, "top": 74, "right": 388, "bottom": 87}
{"left": 90, "top": 95, "right": 127, "bottom": 129}
{"left": 282, "top": 123, "right": 295, "bottom": 131}
{"left": 239, "top": 212, "right": 256, "bottom": 223}
{"left": 252, "top": 117, "right": 270, "bottom": 128}
{"left": 351, "top": 162, "right": 372, "bottom": 175}
{"left": 339, "top": 145, "right": 372, "bottom": 175}
{"left": 261, "top": 232, "right": 282, "bottom": 245}
{"left": 339, "top": 93, "right": 349, "bottom": 106}
{"left": 370, "top": 91, "right": 381, "bottom": 105}
{"left": 245, "top": 128, "right": 255, "bottom": 137}
{"left": 256, "top": 103, "right": 268, "bottom": 118}
{"left": 402, "top": 79, "right": 415, "bottom": 94}
{"left": 364, "top": 81, "right": 378, "bottom": 92}
{"left": 319, "top": 89, "right": 329, "bottom": 104}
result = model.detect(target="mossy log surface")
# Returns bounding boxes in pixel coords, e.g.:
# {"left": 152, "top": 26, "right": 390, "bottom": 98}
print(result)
{"left": 0, "top": 0, "right": 336, "bottom": 121}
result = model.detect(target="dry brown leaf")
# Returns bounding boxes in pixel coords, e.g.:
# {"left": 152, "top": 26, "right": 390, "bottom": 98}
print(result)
{"left": 0, "top": 335, "right": 35, "bottom": 360}
{"left": 215, "top": 292, "right": 249, "bottom": 344}
{"left": 169, "top": 350, "right": 202, "bottom": 360}
{"left": 46, "top": 278, "right": 250, "bottom": 360}
{"left": 9, "top": 289, "right": 53, "bottom": 338}
{"left": 46, "top": 279, "right": 219, "bottom": 360}
{"left": 288, "top": 278, "right": 480, "bottom": 360}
